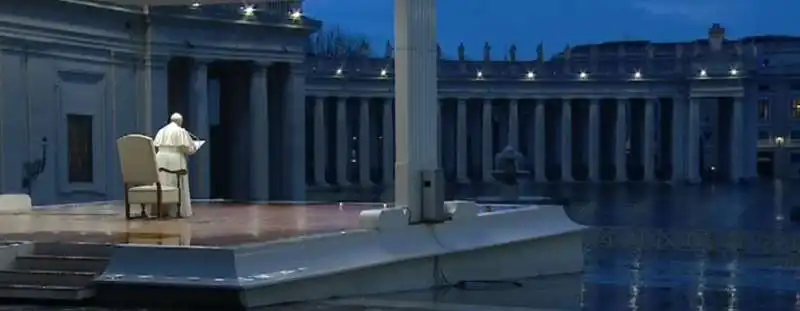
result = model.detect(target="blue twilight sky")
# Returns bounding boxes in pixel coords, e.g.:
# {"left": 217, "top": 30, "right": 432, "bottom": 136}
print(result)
{"left": 304, "top": 0, "right": 798, "bottom": 60}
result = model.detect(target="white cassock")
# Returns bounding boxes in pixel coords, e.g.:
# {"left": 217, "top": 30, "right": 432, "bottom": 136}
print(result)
{"left": 152, "top": 122, "right": 197, "bottom": 217}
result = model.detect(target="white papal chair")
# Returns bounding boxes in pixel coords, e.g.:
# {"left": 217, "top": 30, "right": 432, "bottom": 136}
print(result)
{"left": 116, "top": 134, "right": 186, "bottom": 220}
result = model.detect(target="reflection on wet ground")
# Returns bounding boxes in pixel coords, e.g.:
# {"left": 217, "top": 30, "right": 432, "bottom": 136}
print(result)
{"left": 7, "top": 180, "right": 800, "bottom": 310}
{"left": 0, "top": 203, "right": 369, "bottom": 246}
{"left": 331, "top": 181, "right": 800, "bottom": 310}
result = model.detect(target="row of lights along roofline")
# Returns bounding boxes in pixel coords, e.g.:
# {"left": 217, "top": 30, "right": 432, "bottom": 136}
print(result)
{"left": 332, "top": 67, "right": 741, "bottom": 80}
{"left": 189, "top": 2, "right": 303, "bottom": 21}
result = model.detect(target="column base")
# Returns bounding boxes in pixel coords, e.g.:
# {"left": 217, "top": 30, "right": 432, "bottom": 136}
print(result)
{"left": 456, "top": 177, "right": 471, "bottom": 184}
{"left": 337, "top": 181, "right": 352, "bottom": 188}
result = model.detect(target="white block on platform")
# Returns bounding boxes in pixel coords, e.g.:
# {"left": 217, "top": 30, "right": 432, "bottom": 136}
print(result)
{"left": 0, "top": 194, "right": 32, "bottom": 213}
{"left": 358, "top": 207, "right": 410, "bottom": 230}
{"left": 444, "top": 200, "right": 479, "bottom": 220}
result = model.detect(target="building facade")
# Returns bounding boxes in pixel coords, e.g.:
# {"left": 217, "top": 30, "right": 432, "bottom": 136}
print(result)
{"left": 0, "top": 1, "right": 791, "bottom": 205}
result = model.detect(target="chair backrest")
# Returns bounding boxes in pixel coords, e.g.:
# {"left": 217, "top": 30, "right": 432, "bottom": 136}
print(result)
{"left": 117, "top": 134, "right": 159, "bottom": 185}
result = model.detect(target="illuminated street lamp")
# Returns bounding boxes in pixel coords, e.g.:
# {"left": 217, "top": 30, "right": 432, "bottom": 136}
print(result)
{"left": 241, "top": 5, "right": 255, "bottom": 17}
{"left": 776, "top": 136, "right": 785, "bottom": 147}
{"left": 289, "top": 9, "right": 302, "bottom": 21}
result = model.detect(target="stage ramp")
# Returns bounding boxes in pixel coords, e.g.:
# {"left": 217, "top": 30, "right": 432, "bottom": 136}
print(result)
{"left": 93, "top": 202, "right": 586, "bottom": 309}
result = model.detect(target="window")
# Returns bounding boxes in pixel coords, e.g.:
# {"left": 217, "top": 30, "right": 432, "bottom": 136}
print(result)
{"left": 758, "top": 84, "right": 771, "bottom": 91}
{"left": 67, "top": 114, "right": 93, "bottom": 183}
{"left": 758, "top": 98, "right": 769, "bottom": 120}
{"left": 792, "top": 99, "right": 800, "bottom": 119}
{"left": 792, "top": 130, "right": 800, "bottom": 140}
{"left": 758, "top": 130, "right": 770, "bottom": 140}
{"left": 791, "top": 153, "right": 800, "bottom": 163}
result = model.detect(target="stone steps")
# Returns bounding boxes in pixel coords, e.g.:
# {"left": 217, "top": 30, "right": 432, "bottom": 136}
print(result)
{"left": 0, "top": 242, "right": 112, "bottom": 301}
{"left": 14, "top": 255, "right": 108, "bottom": 273}
{"left": 0, "top": 284, "right": 95, "bottom": 300}
{"left": 0, "top": 270, "right": 96, "bottom": 287}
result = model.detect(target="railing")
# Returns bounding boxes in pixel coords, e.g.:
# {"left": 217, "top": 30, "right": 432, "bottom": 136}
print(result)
{"left": 256, "top": 0, "right": 302, "bottom": 16}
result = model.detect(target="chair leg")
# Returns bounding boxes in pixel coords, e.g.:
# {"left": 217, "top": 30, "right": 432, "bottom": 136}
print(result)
{"left": 176, "top": 183, "right": 183, "bottom": 218}
{"left": 140, "top": 204, "right": 147, "bottom": 218}
{"left": 124, "top": 186, "right": 131, "bottom": 220}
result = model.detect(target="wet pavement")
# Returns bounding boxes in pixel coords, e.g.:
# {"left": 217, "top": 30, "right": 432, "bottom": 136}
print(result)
{"left": 6, "top": 180, "right": 800, "bottom": 310}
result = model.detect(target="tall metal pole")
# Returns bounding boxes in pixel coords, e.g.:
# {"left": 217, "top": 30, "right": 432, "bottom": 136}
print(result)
{"left": 394, "top": 0, "right": 443, "bottom": 223}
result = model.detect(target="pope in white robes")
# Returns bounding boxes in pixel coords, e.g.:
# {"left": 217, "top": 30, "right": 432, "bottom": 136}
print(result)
{"left": 152, "top": 113, "right": 197, "bottom": 218}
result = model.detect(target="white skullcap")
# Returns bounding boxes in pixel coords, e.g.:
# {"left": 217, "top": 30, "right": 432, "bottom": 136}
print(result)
{"left": 170, "top": 113, "right": 183, "bottom": 121}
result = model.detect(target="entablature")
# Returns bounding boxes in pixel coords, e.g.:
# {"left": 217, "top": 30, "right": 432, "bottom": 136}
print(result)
{"left": 306, "top": 78, "right": 693, "bottom": 100}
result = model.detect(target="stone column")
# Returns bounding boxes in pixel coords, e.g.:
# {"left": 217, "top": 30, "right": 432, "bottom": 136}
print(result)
{"left": 394, "top": 0, "right": 441, "bottom": 222}
{"left": 313, "top": 97, "right": 328, "bottom": 187}
{"left": 587, "top": 98, "right": 600, "bottom": 181}
{"left": 730, "top": 96, "right": 743, "bottom": 182}
{"left": 455, "top": 97, "right": 469, "bottom": 183}
{"left": 561, "top": 99, "right": 573, "bottom": 182}
{"left": 615, "top": 98, "right": 628, "bottom": 182}
{"left": 143, "top": 56, "right": 169, "bottom": 135}
{"left": 643, "top": 98, "right": 656, "bottom": 181}
{"left": 534, "top": 101, "right": 546, "bottom": 182}
{"left": 335, "top": 97, "right": 351, "bottom": 187}
{"left": 249, "top": 63, "right": 270, "bottom": 201}
{"left": 508, "top": 99, "right": 519, "bottom": 149}
{"left": 482, "top": 98, "right": 495, "bottom": 182}
{"left": 358, "top": 98, "right": 373, "bottom": 187}
{"left": 382, "top": 98, "right": 394, "bottom": 184}
{"left": 686, "top": 98, "right": 701, "bottom": 183}
{"left": 189, "top": 59, "right": 210, "bottom": 199}
{"left": 285, "top": 63, "right": 307, "bottom": 200}
{"left": 671, "top": 97, "right": 686, "bottom": 182}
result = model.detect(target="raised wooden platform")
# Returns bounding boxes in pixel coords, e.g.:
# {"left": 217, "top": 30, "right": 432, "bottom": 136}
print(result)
{"left": 0, "top": 202, "right": 372, "bottom": 246}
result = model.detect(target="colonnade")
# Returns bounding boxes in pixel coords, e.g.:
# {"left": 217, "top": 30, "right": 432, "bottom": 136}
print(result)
{"left": 307, "top": 94, "right": 746, "bottom": 187}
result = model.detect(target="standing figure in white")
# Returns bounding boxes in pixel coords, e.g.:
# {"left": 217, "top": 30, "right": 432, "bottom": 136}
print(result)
{"left": 153, "top": 113, "right": 197, "bottom": 218}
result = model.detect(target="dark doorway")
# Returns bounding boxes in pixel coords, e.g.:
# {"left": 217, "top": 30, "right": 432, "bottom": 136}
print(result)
{"left": 167, "top": 57, "right": 191, "bottom": 129}
{"left": 757, "top": 151, "right": 774, "bottom": 178}
{"left": 208, "top": 61, "right": 252, "bottom": 201}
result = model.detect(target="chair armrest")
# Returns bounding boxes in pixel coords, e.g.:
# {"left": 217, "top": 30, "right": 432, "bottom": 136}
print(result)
{"left": 158, "top": 168, "right": 188, "bottom": 176}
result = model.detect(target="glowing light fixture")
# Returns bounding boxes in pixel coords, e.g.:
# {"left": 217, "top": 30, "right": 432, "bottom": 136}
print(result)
{"left": 579, "top": 71, "right": 588, "bottom": 79}
{"left": 526, "top": 71, "right": 535, "bottom": 79}
{"left": 242, "top": 5, "right": 255, "bottom": 17}
{"left": 191, "top": 1, "right": 200, "bottom": 8}
{"left": 380, "top": 69, "right": 388, "bottom": 77}
{"left": 289, "top": 9, "right": 302, "bottom": 21}
{"left": 633, "top": 71, "right": 642, "bottom": 79}
{"left": 776, "top": 136, "right": 785, "bottom": 146}
{"left": 476, "top": 71, "right": 483, "bottom": 79}
{"left": 699, "top": 69, "right": 707, "bottom": 77}
{"left": 335, "top": 68, "right": 343, "bottom": 76}
{"left": 729, "top": 68, "right": 738, "bottom": 76}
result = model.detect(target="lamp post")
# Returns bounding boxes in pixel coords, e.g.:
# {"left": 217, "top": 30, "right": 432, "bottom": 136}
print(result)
{"left": 775, "top": 136, "right": 785, "bottom": 179}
